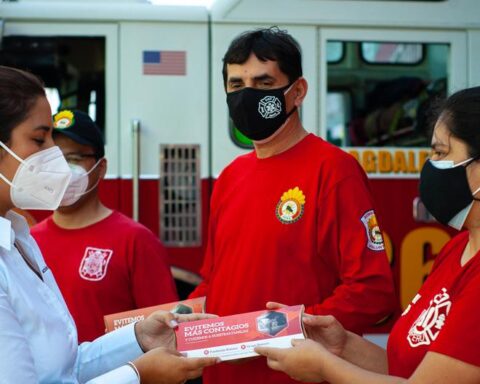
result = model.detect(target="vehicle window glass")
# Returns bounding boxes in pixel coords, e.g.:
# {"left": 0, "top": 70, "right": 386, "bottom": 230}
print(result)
{"left": 326, "top": 41, "right": 449, "bottom": 148}
{"left": 362, "top": 42, "right": 424, "bottom": 64}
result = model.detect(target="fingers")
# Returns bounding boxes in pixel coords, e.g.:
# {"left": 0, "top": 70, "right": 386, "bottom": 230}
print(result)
{"left": 149, "top": 310, "right": 178, "bottom": 328}
{"left": 184, "top": 357, "right": 219, "bottom": 370}
{"left": 174, "top": 313, "right": 218, "bottom": 324}
{"left": 303, "top": 314, "right": 336, "bottom": 327}
{"left": 266, "top": 301, "right": 287, "bottom": 310}
{"left": 291, "top": 338, "right": 306, "bottom": 347}
{"left": 254, "top": 346, "right": 284, "bottom": 360}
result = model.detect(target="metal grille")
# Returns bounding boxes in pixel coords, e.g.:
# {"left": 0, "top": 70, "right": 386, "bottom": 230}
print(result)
{"left": 160, "top": 145, "right": 201, "bottom": 246}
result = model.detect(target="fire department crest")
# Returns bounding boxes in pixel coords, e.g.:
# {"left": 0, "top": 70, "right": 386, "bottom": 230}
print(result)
{"left": 407, "top": 288, "right": 451, "bottom": 348}
{"left": 79, "top": 247, "right": 113, "bottom": 281}
{"left": 258, "top": 95, "right": 282, "bottom": 119}
{"left": 276, "top": 187, "right": 305, "bottom": 224}
{"left": 360, "top": 210, "right": 384, "bottom": 251}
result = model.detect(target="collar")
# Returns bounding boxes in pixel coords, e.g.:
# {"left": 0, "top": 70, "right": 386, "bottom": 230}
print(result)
{"left": 0, "top": 210, "right": 31, "bottom": 251}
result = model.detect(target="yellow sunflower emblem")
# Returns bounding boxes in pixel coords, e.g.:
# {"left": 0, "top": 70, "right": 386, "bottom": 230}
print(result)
{"left": 276, "top": 186, "right": 306, "bottom": 224}
{"left": 53, "top": 110, "right": 75, "bottom": 129}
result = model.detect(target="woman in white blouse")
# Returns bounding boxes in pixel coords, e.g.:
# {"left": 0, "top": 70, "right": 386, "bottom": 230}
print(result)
{"left": 0, "top": 65, "right": 217, "bottom": 384}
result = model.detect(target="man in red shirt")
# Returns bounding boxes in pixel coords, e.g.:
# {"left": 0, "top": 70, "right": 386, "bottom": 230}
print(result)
{"left": 189, "top": 27, "right": 395, "bottom": 383}
{"left": 32, "top": 110, "right": 178, "bottom": 342}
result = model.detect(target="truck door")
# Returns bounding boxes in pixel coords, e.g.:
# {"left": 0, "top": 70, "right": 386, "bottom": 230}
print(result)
{"left": 318, "top": 28, "right": 467, "bottom": 316}
{"left": 0, "top": 20, "right": 120, "bottom": 215}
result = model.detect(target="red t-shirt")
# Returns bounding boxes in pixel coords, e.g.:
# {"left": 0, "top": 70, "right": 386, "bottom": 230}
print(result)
{"left": 190, "top": 134, "right": 395, "bottom": 384}
{"left": 388, "top": 231, "right": 480, "bottom": 377}
{"left": 31, "top": 211, "right": 178, "bottom": 342}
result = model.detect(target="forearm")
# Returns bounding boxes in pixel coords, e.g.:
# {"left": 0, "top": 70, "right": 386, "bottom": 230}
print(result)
{"left": 341, "top": 331, "right": 388, "bottom": 374}
{"left": 320, "top": 348, "right": 404, "bottom": 384}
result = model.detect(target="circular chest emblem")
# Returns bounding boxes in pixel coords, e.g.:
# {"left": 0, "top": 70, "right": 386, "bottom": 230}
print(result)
{"left": 258, "top": 95, "right": 282, "bottom": 119}
{"left": 276, "top": 187, "right": 305, "bottom": 224}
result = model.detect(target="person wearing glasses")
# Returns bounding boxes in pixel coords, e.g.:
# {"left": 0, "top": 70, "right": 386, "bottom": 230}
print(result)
{"left": 31, "top": 109, "right": 178, "bottom": 342}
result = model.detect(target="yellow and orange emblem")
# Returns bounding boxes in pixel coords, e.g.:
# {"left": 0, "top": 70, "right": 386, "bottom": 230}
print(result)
{"left": 53, "top": 110, "right": 75, "bottom": 129}
{"left": 276, "top": 187, "right": 305, "bottom": 224}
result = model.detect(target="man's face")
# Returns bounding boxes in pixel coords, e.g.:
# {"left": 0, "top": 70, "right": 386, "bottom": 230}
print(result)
{"left": 226, "top": 53, "right": 290, "bottom": 93}
{"left": 54, "top": 133, "right": 103, "bottom": 208}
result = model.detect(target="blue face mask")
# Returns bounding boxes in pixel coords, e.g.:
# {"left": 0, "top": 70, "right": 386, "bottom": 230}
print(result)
{"left": 420, "top": 157, "right": 480, "bottom": 230}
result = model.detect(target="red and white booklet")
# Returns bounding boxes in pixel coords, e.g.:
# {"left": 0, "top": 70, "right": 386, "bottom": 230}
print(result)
{"left": 104, "top": 296, "right": 206, "bottom": 332}
{"left": 175, "top": 305, "right": 305, "bottom": 361}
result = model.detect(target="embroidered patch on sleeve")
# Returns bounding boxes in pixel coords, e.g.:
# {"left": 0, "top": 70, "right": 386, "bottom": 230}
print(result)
{"left": 79, "top": 247, "right": 113, "bottom": 281}
{"left": 360, "top": 210, "right": 385, "bottom": 251}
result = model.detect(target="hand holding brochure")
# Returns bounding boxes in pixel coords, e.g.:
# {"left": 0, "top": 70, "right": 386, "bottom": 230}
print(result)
{"left": 176, "top": 304, "right": 305, "bottom": 361}
{"left": 104, "top": 296, "right": 206, "bottom": 332}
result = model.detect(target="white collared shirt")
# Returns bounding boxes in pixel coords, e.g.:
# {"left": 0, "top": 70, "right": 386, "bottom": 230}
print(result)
{"left": 0, "top": 211, "right": 141, "bottom": 384}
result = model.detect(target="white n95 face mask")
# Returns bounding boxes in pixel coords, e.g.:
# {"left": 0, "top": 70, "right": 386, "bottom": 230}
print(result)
{"left": 0, "top": 142, "right": 72, "bottom": 210}
{"left": 60, "top": 160, "right": 102, "bottom": 207}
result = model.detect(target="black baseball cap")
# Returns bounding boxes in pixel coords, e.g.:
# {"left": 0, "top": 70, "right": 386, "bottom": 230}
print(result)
{"left": 52, "top": 109, "right": 105, "bottom": 158}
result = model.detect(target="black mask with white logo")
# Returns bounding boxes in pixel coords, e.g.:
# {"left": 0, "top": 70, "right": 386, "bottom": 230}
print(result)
{"left": 226, "top": 83, "right": 297, "bottom": 141}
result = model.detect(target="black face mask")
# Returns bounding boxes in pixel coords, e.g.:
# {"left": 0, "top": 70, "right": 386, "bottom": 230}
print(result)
{"left": 419, "top": 158, "right": 477, "bottom": 226}
{"left": 226, "top": 83, "right": 297, "bottom": 141}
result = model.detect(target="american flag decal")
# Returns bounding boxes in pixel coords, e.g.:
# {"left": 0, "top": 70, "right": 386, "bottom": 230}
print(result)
{"left": 143, "top": 50, "right": 187, "bottom": 76}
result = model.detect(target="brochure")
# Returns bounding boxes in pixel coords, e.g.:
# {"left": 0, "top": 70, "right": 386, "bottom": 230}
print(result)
{"left": 176, "top": 304, "right": 305, "bottom": 361}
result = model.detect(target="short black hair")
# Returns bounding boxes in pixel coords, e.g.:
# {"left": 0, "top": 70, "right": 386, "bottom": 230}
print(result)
{"left": 222, "top": 26, "right": 302, "bottom": 87}
{"left": 431, "top": 86, "right": 480, "bottom": 157}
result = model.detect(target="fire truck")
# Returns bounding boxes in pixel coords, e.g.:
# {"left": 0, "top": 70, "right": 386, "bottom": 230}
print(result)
{"left": 2, "top": 0, "right": 480, "bottom": 326}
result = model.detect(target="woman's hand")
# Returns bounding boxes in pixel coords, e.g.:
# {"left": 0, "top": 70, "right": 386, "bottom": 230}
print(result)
{"left": 255, "top": 339, "right": 327, "bottom": 382}
{"left": 265, "top": 302, "right": 347, "bottom": 356}
{"left": 135, "top": 311, "right": 217, "bottom": 351}
{"left": 302, "top": 315, "right": 347, "bottom": 357}
{"left": 133, "top": 347, "right": 218, "bottom": 384}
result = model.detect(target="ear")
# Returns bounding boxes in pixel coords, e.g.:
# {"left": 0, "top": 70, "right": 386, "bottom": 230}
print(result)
{"left": 98, "top": 157, "right": 108, "bottom": 180}
{"left": 293, "top": 77, "right": 308, "bottom": 107}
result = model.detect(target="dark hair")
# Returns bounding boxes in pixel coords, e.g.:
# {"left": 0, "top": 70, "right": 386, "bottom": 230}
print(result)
{"left": 222, "top": 26, "right": 302, "bottom": 86}
{"left": 433, "top": 86, "right": 480, "bottom": 157}
{"left": 0, "top": 66, "right": 45, "bottom": 143}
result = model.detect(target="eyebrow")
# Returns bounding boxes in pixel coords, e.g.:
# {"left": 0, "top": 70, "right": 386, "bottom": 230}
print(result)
{"left": 228, "top": 73, "right": 276, "bottom": 84}
{"left": 431, "top": 142, "right": 448, "bottom": 150}
{"left": 33, "top": 125, "right": 51, "bottom": 132}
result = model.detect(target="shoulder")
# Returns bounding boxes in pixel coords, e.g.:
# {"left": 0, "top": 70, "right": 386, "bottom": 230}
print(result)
{"left": 305, "top": 135, "right": 365, "bottom": 174}
{"left": 219, "top": 151, "right": 255, "bottom": 178}
{"left": 30, "top": 216, "right": 53, "bottom": 236}
{"left": 107, "top": 211, "right": 159, "bottom": 240}
{"left": 432, "top": 231, "right": 468, "bottom": 270}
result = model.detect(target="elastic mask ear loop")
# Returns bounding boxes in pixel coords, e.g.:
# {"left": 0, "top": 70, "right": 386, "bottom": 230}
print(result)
{"left": 283, "top": 80, "right": 299, "bottom": 121}
{"left": 84, "top": 158, "right": 102, "bottom": 177}
{"left": 469, "top": 157, "right": 480, "bottom": 201}
{"left": 0, "top": 141, "right": 24, "bottom": 187}
{"left": 0, "top": 141, "right": 25, "bottom": 164}
{"left": 72, "top": 158, "right": 103, "bottom": 199}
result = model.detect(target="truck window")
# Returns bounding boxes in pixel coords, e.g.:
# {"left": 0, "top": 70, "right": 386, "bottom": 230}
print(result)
{"left": 327, "top": 40, "right": 449, "bottom": 148}
{"left": 0, "top": 36, "right": 106, "bottom": 136}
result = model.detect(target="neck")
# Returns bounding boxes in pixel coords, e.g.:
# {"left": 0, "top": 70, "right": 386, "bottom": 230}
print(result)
{"left": 462, "top": 228, "right": 480, "bottom": 265}
{"left": 53, "top": 193, "right": 112, "bottom": 229}
{"left": 0, "top": 185, "right": 13, "bottom": 218}
{"left": 253, "top": 113, "right": 308, "bottom": 159}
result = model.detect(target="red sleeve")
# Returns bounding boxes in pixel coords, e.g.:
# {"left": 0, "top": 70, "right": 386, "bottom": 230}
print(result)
{"left": 308, "top": 169, "right": 396, "bottom": 334}
{"left": 129, "top": 227, "right": 178, "bottom": 307}
{"left": 189, "top": 197, "right": 217, "bottom": 300}
{"left": 430, "top": 269, "right": 480, "bottom": 367}
{"left": 189, "top": 170, "right": 225, "bottom": 301}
